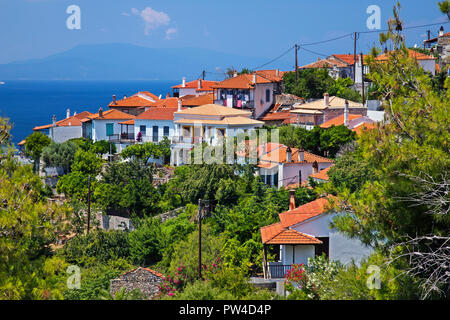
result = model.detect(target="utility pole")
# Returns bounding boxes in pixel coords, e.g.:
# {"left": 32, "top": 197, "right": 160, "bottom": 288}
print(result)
{"left": 360, "top": 52, "right": 365, "bottom": 105}
{"left": 202, "top": 70, "right": 206, "bottom": 80}
{"left": 198, "top": 199, "right": 209, "bottom": 280}
{"left": 295, "top": 44, "right": 299, "bottom": 82}
{"left": 87, "top": 175, "right": 91, "bottom": 234}
{"left": 353, "top": 32, "right": 358, "bottom": 83}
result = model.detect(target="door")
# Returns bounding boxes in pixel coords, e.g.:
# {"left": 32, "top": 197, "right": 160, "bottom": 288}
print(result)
{"left": 106, "top": 123, "right": 114, "bottom": 136}
{"left": 153, "top": 126, "right": 159, "bottom": 142}
{"left": 315, "top": 237, "right": 329, "bottom": 258}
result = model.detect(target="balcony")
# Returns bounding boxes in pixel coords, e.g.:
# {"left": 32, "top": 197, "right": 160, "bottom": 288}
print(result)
{"left": 108, "top": 133, "right": 135, "bottom": 144}
{"left": 215, "top": 99, "right": 255, "bottom": 110}
{"left": 265, "top": 263, "right": 293, "bottom": 279}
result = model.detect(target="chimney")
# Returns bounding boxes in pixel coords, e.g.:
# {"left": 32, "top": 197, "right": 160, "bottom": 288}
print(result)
{"left": 112, "top": 95, "right": 117, "bottom": 105}
{"left": 253, "top": 73, "right": 257, "bottom": 84}
{"left": 197, "top": 79, "right": 202, "bottom": 89}
{"left": 298, "top": 148, "right": 304, "bottom": 162}
{"left": 177, "top": 99, "right": 182, "bottom": 111}
{"left": 123, "top": 94, "right": 127, "bottom": 99}
{"left": 182, "top": 77, "right": 186, "bottom": 88}
{"left": 324, "top": 93, "right": 329, "bottom": 107}
{"left": 286, "top": 146, "right": 292, "bottom": 163}
{"left": 52, "top": 115, "right": 57, "bottom": 126}
{"left": 66, "top": 108, "right": 70, "bottom": 119}
{"left": 275, "top": 69, "right": 279, "bottom": 77}
{"left": 344, "top": 100, "right": 349, "bottom": 126}
{"left": 439, "top": 26, "right": 444, "bottom": 37}
{"left": 233, "top": 70, "right": 238, "bottom": 78}
{"left": 73, "top": 111, "right": 77, "bottom": 116}
{"left": 98, "top": 107, "right": 103, "bottom": 118}
{"left": 289, "top": 189, "right": 296, "bottom": 211}
{"left": 166, "top": 92, "right": 170, "bottom": 98}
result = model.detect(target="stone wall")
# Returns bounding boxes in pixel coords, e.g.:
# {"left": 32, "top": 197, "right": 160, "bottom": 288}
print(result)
{"left": 110, "top": 267, "right": 164, "bottom": 299}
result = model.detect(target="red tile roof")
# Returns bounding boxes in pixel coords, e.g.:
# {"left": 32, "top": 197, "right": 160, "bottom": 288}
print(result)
{"left": 212, "top": 70, "right": 285, "bottom": 89}
{"left": 81, "top": 109, "right": 135, "bottom": 122}
{"left": 299, "top": 56, "right": 348, "bottom": 69}
{"left": 309, "top": 166, "right": 332, "bottom": 181}
{"left": 320, "top": 114, "right": 363, "bottom": 128}
{"left": 278, "top": 196, "right": 335, "bottom": 228}
{"left": 172, "top": 80, "right": 218, "bottom": 91}
{"left": 33, "top": 111, "right": 93, "bottom": 131}
{"left": 376, "top": 49, "right": 436, "bottom": 61}
{"left": 352, "top": 122, "right": 377, "bottom": 135}
{"left": 136, "top": 107, "right": 179, "bottom": 121}
{"left": 259, "top": 145, "right": 334, "bottom": 165}
{"left": 181, "top": 93, "right": 214, "bottom": 106}
{"left": 332, "top": 54, "right": 369, "bottom": 65}
{"left": 109, "top": 92, "right": 160, "bottom": 108}
{"left": 261, "top": 223, "right": 322, "bottom": 244}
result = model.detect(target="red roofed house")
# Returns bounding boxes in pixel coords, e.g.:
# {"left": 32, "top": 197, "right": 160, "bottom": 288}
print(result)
{"left": 172, "top": 78, "right": 218, "bottom": 98}
{"left": 108, "top": 91, "right": 161, "bottom": 116}
{"left": 81, "top": 108, "right": 136, "bottom": 152}
{"left": 261, "top": 193, "right": 373, "bottom": 279}
{"left": 257, "top": 143, "right": 334, "bottom": 188}
{"left": 212, "top": 70, "right": 286, "bottom": 119}
{"left": 33, "top": 109, "right": 93, "bottom": 143}
{"left": 376, "top": 48, "right": 437, "bottom": 75}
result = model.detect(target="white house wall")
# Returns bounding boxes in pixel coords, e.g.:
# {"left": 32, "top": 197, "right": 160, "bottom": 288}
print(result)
{"left": 92, "top": 120, "right": 128, "bottom": 142}
{"left": 419, "top": 60, "right": 436, "bottom": 75}
{"left": 254, "top": 83, "right": 275, "bottom": 119}
{"left": 50, "top": 126, "right": 82, "bottom": 143}
{"left": 292, "top": 213, "right": 373, "bottom": 266}
{"left": 282, "top": 162, "right": 333, "bottom": 187}
{"left": 134, "top": 119, "right": 175, "bottom": 142}
{"left": 281, "top": 245, "right": 315, "bottom": 266}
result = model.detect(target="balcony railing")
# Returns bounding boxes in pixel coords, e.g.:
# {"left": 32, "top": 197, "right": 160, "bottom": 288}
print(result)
{"left": 214, "top": 99, "right": 254, "bottom": 109}
{"left": 108, "top": 133, "right": 135, "bottom": 143}
{"left": 267, "top": 264, "right": 293, "bottom": 279}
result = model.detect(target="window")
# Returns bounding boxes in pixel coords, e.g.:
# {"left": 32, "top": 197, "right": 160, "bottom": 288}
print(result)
{"left": 106, "top": 123, "right": 114, "bottom": 136}
{"left": 217, "top": 128, "right": 225, "bottom": 137}
{"left": 315, "top": 237, "right": 329, "bottom": 258}
{"left": 140, "top": 125, "right": 146, "bottom": 135}
{"left": 163, "top": 126, "right": 170, "bottom": 137}
{"left": 265, "top": 89, "right": 270, "bottom": 102}
{"left": 153, "top": 126, "right": 158, "bottom": 142}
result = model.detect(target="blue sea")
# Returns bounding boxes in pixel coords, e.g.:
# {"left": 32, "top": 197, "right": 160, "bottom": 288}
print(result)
{"left": 0, "top": 80, "right": 178, "bottom": 145}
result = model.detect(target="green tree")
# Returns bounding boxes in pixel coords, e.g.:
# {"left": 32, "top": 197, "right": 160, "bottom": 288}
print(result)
{"left": 128, "top": 217, "right": 164, "bottom": 265}
{"left": 41, "top": 141, "right": 78, "bottom": 174}
{"left": 24, "top": 131, "right": 51, "bottom": 172}
{"left": 121, "top": 139, "right": 171, "bottom": 164}
{"left": 331, "top": 3, "right": 450, "bottom": 298}
{"left": 91, "top": 140, "right": 116, "bottom": 155}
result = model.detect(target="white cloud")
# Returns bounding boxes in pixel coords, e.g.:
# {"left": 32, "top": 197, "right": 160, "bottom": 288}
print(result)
{"left": 131, "top": 7, "right": 170, "bottom": 35}
{"left": 121, "top": 12, "right": 131, "bottom": 17}
{"left": 165, "top": 28, "right": 177, "bottom": 40}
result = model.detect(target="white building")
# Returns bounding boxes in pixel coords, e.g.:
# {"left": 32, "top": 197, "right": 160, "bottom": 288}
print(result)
{"left": 257, "top": 143, "right": 334, "bottom": 188}
{"left": 33, "top": 110, "right": 93, "bottom": 143}
{"left": 81, "top": 108, "right": 135, "bottom": 153}
{"left": 261, "top": 194, "right": 373, "bottom": 279}
{"left": 171, "top": 103, "right": 264, "bottom": 166}
{"left": 212, "top": 70, "right": 286, "bottom": 119}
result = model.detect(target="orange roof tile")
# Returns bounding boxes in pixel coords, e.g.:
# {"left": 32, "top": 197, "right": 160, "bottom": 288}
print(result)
{"left": 81, "top": 109, "right": 135, "bottom": 122}
{"left": 181, "top": 93, "right": 214, "bottom": 106}
{"left": 376, "top": 49, "right": 436, "bottom": 61}
{"left": 332, "top": 54, "right": 369, "bottom": 65}
{"left": 261, "top": 223, "right": 322, "bottom": 244}
{"left": 300, "top": 56, "right": 349, "bottom": 69}
{"left": 33, "top": 111, "right": 93, "bottom": 131}
{"left": 278, "top": 197, "right": 335, "bottom": 228}
{"left": 260, "top": 145, "right": 334, "bottom": 164}
{"left": 137, "top": 107, "right": 179, "bottom": 121}
{"left": 320, "top": 114, "right": 363, "bottom": 128}
{"left": 119, "top": 119, "right": 135, "bottom": 125}
{"left": 309, "top": 166, "right": 332, "bottom": 181}
{"left": 352, "top": 122, "right": 377, "bottom": 135}
{"left": 172, "top": 80, "right": 218, "bottom": 91}
{"left": 109, "top": 92, "right": 160, "bottom": 108}
{"left": 212, "top": 70, "right": 284, "bottom": 89}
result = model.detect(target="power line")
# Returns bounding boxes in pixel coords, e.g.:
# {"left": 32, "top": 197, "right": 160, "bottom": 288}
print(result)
{"left": 250, "top": 46, "right": 295, "bottom": 70}
{"left": 299, "top": 47, "right": 329, "bottom": 58}
{"left": 300, "top": 33, "right": 353, "bottom": 47}
{"left": 359, "top": 21, "right": 450, "bottom": 34}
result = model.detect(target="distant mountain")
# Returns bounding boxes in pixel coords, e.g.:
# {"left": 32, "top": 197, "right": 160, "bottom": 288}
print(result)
{"left": 0, "top": 43, "right": 291, "bottom": 80}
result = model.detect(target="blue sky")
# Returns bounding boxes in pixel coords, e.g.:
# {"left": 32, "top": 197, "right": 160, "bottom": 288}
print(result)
{"left": 0, "top": 0, "right": 448, "bottom": 68}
